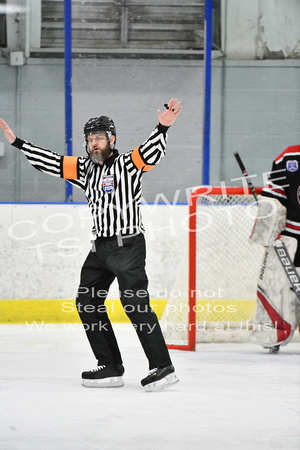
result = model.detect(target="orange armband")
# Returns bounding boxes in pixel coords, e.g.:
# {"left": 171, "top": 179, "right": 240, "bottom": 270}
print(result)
{"left": 131, "top": 147, "right": 155, "bottom": 172}
{"left": 62, "top": 156, "right": 79, "bottom": 180}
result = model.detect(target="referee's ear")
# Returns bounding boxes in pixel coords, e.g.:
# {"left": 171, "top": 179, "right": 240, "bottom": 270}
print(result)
{"left": 110, "top": 135, "right": 116, "bottom": 149}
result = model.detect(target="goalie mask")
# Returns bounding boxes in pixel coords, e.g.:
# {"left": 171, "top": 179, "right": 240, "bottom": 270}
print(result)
{"left": 83, "top": 116, "right": 116, "bottom": 155}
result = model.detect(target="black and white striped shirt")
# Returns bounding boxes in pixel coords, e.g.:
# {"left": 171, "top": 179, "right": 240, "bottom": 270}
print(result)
{"left": 12, "top": 123, "right": 169, "bottom": 237}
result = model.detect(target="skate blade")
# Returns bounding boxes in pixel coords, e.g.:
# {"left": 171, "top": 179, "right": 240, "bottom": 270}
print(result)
{"left": 81, "top": 376, "right": 124, "bottom": 388}
{"left": 144, "top": 373, "right": 179, "bottom": 392}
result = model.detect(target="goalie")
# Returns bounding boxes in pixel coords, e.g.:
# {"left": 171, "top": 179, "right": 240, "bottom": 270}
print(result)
{"left": 250, "top": 145, "right": 300, "bottom": 352}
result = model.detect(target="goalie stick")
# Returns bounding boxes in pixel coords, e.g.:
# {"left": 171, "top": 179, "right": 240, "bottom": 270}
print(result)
{"left": 233, "top": 151, "right": 300, "bottom": 300}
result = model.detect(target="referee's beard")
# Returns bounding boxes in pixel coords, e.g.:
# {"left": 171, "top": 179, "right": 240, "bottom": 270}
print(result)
{"left": 89, "top": 141, "right": 112, "bottom": 164}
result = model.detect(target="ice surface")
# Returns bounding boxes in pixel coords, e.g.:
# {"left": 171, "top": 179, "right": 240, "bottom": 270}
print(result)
{"left": 0, "top": 323, "right": 299, "bottom": 450}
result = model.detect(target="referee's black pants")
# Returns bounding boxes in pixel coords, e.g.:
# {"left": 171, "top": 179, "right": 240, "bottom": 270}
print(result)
{"left": 76, "top": 233, "right": 172, "bottom": 370}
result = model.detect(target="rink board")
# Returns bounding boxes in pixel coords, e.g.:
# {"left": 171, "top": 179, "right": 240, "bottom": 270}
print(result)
{"left": 0, "top": 299, "right": 168, "bottom": 324}
{"left": 0, "top": 298, "right": 255, "bottom": 324}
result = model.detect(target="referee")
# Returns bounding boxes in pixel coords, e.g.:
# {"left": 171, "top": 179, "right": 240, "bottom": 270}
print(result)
{"left": 0, "top": 98, "right": 182, "bottom": 392}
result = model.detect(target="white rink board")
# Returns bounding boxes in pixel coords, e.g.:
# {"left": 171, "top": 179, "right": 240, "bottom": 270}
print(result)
{"left": 0, "top": 203, "right": 188, "bottom": 300}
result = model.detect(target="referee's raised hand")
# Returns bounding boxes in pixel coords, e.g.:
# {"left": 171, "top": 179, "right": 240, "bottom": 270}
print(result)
{"left": 157, "top": 98, "right": 182, "bottom": 127}
{"left": 0, "top": 118, "right": 16, "bottom": 144}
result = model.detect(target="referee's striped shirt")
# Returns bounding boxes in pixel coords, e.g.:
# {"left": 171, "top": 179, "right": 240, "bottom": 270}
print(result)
{"left": 12, "top": 123, "right": 169, "bottom": 237}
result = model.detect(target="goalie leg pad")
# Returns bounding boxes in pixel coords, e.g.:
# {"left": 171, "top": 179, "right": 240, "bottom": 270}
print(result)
{"left": 250, "top": 196, "right": 286, "bottom": 247}
{"left": 250, "top": 236, "right": 299, "bottom": 347}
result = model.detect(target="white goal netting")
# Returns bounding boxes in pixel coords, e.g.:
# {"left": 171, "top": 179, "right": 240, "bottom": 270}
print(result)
{"left": 161, "top": 188, "right": 265, "bottom": 347}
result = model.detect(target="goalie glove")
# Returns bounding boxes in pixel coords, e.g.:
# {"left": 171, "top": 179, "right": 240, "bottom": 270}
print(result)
{"left": 250, "top": 196, "right": 286, "bottom": 247}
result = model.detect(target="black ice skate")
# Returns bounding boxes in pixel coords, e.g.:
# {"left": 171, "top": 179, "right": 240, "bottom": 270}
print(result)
{"left": 81, "top": 364, "right": 125, "bottom": 388}
{"left": 141, "top": 365, "right": 179, "bottom": 392}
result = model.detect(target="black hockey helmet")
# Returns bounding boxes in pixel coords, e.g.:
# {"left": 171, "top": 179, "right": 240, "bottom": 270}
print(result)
{"left": 84, "top": 116, "right": 116, "bottom": 147}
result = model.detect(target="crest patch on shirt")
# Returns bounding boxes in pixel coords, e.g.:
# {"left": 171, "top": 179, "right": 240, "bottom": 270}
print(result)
{"left": 286, "top": 160, "right": 298, "bottom": 172}
{"left": 102, "top": 175, "right": 114, "bottom": 193}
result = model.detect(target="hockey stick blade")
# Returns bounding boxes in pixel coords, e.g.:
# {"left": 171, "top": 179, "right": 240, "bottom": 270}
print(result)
{"left": 233, "top": 151, "right": 300, "bottom": 300}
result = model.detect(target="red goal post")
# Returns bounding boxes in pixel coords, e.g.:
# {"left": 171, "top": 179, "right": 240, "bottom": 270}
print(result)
{"left": 164, "top": 186, "right": 263, "bottom": 351}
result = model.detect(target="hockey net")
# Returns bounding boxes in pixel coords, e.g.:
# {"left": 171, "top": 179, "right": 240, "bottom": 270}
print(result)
{"left": 161, "top": 186, "right": 264, "bottom": 350}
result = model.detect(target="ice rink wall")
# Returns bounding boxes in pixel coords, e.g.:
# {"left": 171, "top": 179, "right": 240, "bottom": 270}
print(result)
{"left": 0, "top": 203, "right": 188, "bottom": 323}
{"left": 1, "top": 57, "right": 299, "bottom": 203}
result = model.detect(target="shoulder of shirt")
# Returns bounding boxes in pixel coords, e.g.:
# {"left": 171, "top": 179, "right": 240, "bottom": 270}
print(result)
{"left": 274, "top": 145, "right": 300, "bottom": 165}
